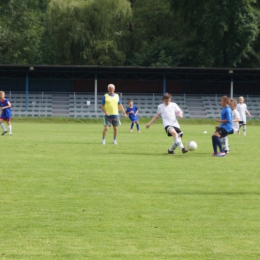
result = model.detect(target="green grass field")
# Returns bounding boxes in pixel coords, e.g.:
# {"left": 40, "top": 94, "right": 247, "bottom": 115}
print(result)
{"left": 1, "top": 119, "right": 260, "bottom": 259}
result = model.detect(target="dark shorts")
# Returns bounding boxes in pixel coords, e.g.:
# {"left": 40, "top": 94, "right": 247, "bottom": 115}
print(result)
{"left": 165, "top": 126, "right": 183, "bottom": 137}
{"left": 239, "top": 121, "right": 245, "bottom": 126}
{"left": 103, "top": 115, "right": 119, "bottom": 127}
{"left": 227, "top": 129, "right": 234, "bottom": 135}
{"left": 215, "top": 127, "right": 228, "bottom": 138}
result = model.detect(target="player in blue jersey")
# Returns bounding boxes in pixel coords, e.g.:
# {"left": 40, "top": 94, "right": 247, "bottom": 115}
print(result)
{"left": 126, "top": 100, "right": 140, "bottom": 133}
{"left": 0, "top": 91, "right": 12, "bottom": 136}
{"left": 221, "top": 98, "right": 240, "bottom": 154}
{"left": 212, "top": 96, "right": 232, "bottom": 157}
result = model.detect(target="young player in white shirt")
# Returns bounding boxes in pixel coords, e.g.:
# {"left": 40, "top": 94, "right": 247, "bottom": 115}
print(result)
{"left": 146, "top": 93, "right": 188, "bottom": 154}
{"left": 221, "top": 98, "right": 240, "bottom": 153}
{"left": 236, "top": 96, "right": 251, "bottom": 135}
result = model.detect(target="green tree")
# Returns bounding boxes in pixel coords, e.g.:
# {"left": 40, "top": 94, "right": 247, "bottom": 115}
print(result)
{"left": 0, "top": 0, "right": 48, "bottom": 64}
{"left": 170, "top": 0, "right": 260, "bottom": 67}
{"left": 125, "top": 0, "right": 183, "bottom": 66}
{"left": 46, "top": 0, "right": 131, "bottom": 65}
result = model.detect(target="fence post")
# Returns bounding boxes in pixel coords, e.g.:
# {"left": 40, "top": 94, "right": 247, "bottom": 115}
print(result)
{"left": 41, "top": 92, "right": 43, "bottom": 117}
{"left": 95, "top": 73, "right": 98, "bottom": 113}
{"left": 26, "top": 72, "right": 29, "bottom": 111}
{"left": 183, "top": 93, "right": 186, "bottom": 118}
{"left": 230, "top": 73, "right": 233, "bottom": 98}
{"left": 163, "top": 74, "right": 166, "bottom": 94}
{"left": 74, "top": 92, "right": 76, "bottom": 118}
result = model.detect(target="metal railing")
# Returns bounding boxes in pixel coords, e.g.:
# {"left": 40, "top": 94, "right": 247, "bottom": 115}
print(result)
{"left": 5, "top": 91, "right": 260, "bottom": 118}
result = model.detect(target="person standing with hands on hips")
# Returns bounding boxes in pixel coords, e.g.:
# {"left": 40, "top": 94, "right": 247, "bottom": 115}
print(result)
{"left": 101, "top": 84, "right": 127, "bottom": 145}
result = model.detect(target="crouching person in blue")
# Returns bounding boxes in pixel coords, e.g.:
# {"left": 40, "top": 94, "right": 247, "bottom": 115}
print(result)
{"left": 212, "top": 95, "right": 232, "bottom": 157}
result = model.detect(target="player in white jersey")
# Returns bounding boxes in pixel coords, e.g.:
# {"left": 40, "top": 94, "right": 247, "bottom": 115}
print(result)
{"left": 236, "top": 96, "right": 251, "bottom": 135}
{"left": 221, "top": 99, "right": 240, "bottom": 153}
{"left": 146, "top": 93, "right": 188, "bottom": 154}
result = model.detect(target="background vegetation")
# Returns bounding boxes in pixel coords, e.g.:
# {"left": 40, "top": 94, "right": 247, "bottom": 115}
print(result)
{"left": 1, "top": 0, "right": 260, "bottom": 67}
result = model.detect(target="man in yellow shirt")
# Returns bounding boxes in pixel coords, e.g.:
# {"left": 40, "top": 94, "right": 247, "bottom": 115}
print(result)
{"left": 101, "top": 84, "right": 127, "bottom": 144}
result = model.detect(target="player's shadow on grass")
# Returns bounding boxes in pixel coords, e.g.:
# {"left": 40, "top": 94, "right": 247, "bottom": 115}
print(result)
{"left": 98, "top": 150, "right": 162, "bottom": 156}
{"left": 107, "top": 151, "right": 211, "bottom": 156}
{"left": 159, "top": 191, "right": 260, "bottom": 196}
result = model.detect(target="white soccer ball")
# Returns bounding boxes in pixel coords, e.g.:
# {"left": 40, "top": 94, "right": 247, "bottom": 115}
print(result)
{"left": 187, "top": 141, "right": 197, "bottom": 151}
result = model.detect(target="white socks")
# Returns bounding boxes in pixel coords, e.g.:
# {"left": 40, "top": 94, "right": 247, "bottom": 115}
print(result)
{"left": 1, "top": 123, "right": 6, "bottom": 131}
{"left": 8, "top": 125, "right": 12, "bottom": 135}
{"left": 221, "top": 136, "right": 229, "bottom": 151}
{"left": 0, "top": 123, "right": 12, "bottom": 134}
{"left": 243, "top": 125, "right": 246, "bottom": 134}
{"left": 169, "top": 143, "right": 177, "bottom": 151}
{"left": 173, "top": 137, "right": 184, "bottom": 150}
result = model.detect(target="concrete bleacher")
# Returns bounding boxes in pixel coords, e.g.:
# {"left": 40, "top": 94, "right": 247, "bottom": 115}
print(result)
{"left": 186, "top": 96, "right": 206, "bottom": 118}
{"left": 5, "top": 92, "right": 260, "bottom": 119}
{"left": 202, "top": 96, "right": 221, "bottom": 118}
{"left": 10, "top": 93, "right": 52, "bottom": 117}
{"left": 69, "top": 94, "right": 104, "bottom": 118}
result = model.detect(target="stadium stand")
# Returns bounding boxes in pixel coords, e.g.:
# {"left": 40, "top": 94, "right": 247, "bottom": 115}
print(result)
{"left": 202, "top": 96, "right": 221, "bottom": 118}
{"left": 186, "top": 95, "right": 207, "bottom": 118}
{"left": 10, "top": 93, "right": 52, "bottom": 117}
{"left": 69, "top": 94, "right": 104, "bottom": 118}
{"left": 52, "top": 94, "right": 69, "bottom": 117}
{"left": 5, "top": 92, "right": 260, "bottom": 119}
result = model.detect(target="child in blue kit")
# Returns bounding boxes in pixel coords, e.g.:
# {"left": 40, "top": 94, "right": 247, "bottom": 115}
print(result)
{"left": 126, "top": 100, "right": 140, "bottom": 133}
{"left": 212, "top": 96, "right": 232, "bottom": 157}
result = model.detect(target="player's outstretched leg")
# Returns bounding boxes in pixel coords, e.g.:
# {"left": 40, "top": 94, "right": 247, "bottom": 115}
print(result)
{"left": 174, "top": 137, "right": 188, "bottom": 153}
{"left": 168, "top": 142, "right": 177, "bottom": 154}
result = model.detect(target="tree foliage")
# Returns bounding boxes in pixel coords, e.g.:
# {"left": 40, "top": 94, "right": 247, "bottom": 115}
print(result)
{"left": 0, "top": 0, "right": 48, "bottom": 64}
{"left": 46, "top": 0, "right": 131, "bottom": 65}
{"left": 1, "top": 0, "right": 260, "bottom": 67}
{"left": 125, "top": 0, "right": 182, "bottom": 66}
{"left": 169, "top": 0, "right": 260, "bottom": 67}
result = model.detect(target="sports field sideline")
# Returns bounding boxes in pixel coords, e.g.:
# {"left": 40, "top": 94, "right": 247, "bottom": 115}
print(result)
{"left": 1, "top": 119, "right": 259, "bottom": 259}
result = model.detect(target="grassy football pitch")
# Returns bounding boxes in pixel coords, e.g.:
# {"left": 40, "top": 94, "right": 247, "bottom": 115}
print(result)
{"left": 1, "top": 119, "right": 260, "bottom": 259}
